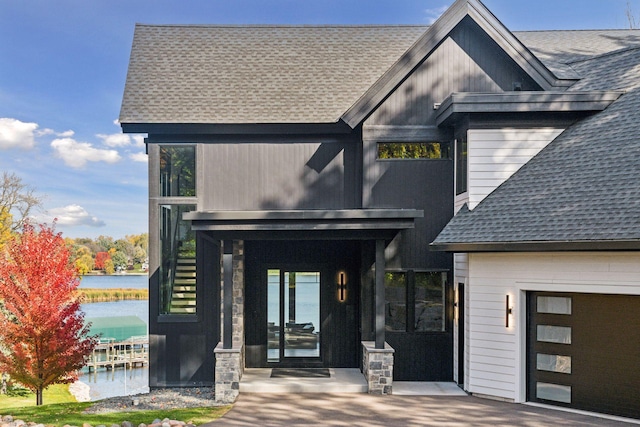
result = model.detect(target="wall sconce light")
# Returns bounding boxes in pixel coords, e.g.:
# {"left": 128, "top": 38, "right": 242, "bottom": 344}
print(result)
{"left": 454, "top": 287, "right": 459, "bottom": 323}
{"left": 337, "top": 271, "right": 347, "bottom": 303}
{"left": 506, "top": 295, "right": 513, "bottom": 328}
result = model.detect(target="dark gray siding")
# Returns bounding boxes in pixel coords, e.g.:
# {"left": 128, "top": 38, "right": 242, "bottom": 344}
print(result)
{"left": 368, "top": 17, "right": 541, "bottom": 127}
{"left": 200, "top": 142, "right": 361, "bottom": 210}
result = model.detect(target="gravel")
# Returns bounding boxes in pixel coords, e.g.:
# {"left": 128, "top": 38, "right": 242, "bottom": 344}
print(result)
{"left": 83, "top": 388, "right": 220, "bottom": 414}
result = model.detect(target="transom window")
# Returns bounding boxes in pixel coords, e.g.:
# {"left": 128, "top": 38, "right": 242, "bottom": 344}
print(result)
{"left": 377, "top": 142, "right": 450, "bottom": 160}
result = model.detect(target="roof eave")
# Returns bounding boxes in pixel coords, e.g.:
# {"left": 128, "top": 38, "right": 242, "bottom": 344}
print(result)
{"left": 120, "top": 120, "right": 354, "bottom": 136}
{"left": 430, "top": 239, "right": 640, "bottom": 252}
{"left": 435, "top": 90, "right": 625, "bottom": 126}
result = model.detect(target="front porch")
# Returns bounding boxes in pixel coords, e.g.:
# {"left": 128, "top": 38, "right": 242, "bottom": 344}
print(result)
{"left": 239, "top": 368, "right": 467, "bottom": 396}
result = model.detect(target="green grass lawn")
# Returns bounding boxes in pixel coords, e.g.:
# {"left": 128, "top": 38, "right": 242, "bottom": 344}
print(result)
{"left": 0, "top": 384, "right": 76, "bottom": 409}
{"left": 0, "top": 385, "right": 231, "bottom": 426}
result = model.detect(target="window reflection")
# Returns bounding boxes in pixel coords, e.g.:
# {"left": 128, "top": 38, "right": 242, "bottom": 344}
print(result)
{"left": 160, "top": 146, "right": 196, "bottom": 197}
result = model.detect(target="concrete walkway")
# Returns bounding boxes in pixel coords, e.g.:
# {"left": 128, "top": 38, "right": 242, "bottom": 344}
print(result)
{"left": 207, "top": 393, "right": 639, "bottom": 426}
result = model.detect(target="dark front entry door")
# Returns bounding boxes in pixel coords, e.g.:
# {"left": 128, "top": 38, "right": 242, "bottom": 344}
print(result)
{"left": 268, "top": 269, "right": 321, "bottom": 364}
{"left": 244, "top": 240, "right": 360, "bottom": 369}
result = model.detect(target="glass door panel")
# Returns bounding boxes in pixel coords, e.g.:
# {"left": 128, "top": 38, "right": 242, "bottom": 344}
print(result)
{"left": 267, "top": 270, "right": 320, "bottom": 362}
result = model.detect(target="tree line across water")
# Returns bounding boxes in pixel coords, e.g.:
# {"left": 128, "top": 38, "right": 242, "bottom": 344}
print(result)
{"left": 66, "top": 233, "right": 148, "bottom": 275}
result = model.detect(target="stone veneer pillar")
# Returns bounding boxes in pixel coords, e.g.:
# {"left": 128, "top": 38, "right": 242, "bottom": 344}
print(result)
{"left": 362, "top": 341, "right": 394, "bottom": 395}
{"left": 214, "top": 344, "right": 243, "bottom": 403}
{"left": 214, "top": 240, "right": 245, "bottom": 403}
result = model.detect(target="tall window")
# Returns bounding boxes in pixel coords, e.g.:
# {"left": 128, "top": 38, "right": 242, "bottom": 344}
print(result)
{"left": 455, "top": 137, "right": 467, "bottom": 195}
{"left": 159, "top": 205, "right": 196, "bottom": 315}
{"left": 160, "top": 146, "right": 196, "bottom": 197}
{"left": 385, "top": 271, "right": 446, "bottom": 332}
{"left": 377, "top": 142, "right": 450, "bottom": 160}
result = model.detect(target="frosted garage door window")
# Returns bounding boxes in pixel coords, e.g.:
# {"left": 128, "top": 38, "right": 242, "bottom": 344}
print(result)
{"left": 537, "top": 296, "right": 572, "bottom": 315}
{"left": 537, "top": 353, "right": 572, "bottom": 374}
{"left": 537, "top": 325, "right": 571, "bottom": 344}
{"left": 536, "top": 382, "right": 571, "bottom": 403}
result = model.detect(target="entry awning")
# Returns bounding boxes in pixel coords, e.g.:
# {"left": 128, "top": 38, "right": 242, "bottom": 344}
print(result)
{"left": 183, "top": 209, "right": 423, "bottom": 240}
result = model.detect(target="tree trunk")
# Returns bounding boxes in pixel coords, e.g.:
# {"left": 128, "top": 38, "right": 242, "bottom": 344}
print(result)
{"left": 36, "top": 388, "right": 43, "bottom": 406}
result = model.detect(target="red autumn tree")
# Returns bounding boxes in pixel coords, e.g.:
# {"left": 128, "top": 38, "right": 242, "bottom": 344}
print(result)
{"left": 94, "top": 251, "right": 110, "bottom": 270}
{"left": 0, "top": 223, "right": 97, "bottom": 405}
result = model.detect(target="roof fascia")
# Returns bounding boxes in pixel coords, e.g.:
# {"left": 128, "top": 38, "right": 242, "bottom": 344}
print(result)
{"left": 120, "top": 121, "right": 354, "bottom": 136}
{"left": 430, "top": 240, "right": 640, "bottom": 252}
{"left": 436, "top": 90, "right": 624, "bottom": 126}
{"left": 341, "top": 0, "right": 576, "bottom": 129}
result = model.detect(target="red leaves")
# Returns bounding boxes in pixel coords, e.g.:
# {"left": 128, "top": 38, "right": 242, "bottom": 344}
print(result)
{"left": 0, "top": 223, "right": 97, "bottom": 403}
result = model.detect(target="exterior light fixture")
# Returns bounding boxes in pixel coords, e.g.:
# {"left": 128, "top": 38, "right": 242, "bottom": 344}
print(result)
{"left": 506, "top": 295, "right": 513, "bottom": 327}
{"left": 454, "top": 287, "right": 459, "bottom": 323}
{"left": 337, "top": 271, "right": 347, "bottom": 303}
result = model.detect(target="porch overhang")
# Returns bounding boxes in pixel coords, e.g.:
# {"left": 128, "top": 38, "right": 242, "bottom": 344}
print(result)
{"left": 183, "top": 209, "right": 423, "bottom": 240}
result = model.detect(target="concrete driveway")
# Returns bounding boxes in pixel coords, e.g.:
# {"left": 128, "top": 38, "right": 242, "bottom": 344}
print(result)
{"left": 206, "top": 393, "right": 638, "bottom": 426}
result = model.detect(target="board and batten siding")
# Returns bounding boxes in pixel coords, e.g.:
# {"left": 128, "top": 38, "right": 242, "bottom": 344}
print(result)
{"left": 467, "top": 128, "right": 564, "bottom": 210}
{"left": 466, "top": 252, "right": 640, "bottom": 402}
{"left": 367, "top": 18, "right": 539, "bottom": 127}
{"left": 200, "top": 142, "right": 349, "bottom": 211}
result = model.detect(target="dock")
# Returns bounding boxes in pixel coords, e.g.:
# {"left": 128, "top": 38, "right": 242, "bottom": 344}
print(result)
{"left": 86, "top": 336, "right": 149, "bottom": 372}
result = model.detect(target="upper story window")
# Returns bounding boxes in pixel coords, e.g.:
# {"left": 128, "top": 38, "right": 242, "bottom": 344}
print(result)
{"left": 455, "top": 137, "right": 467, "bottom": 195}
{"left": 160, "top": 146, "right": 196, "bottom": 197}
{"left": 377, "top": 142, "right": 450, "bottom": 160}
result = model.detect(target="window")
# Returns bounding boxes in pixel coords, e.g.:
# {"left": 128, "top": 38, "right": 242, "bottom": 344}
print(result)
{"left": 385, "top": 272, "right": 406, "bottom": 331}
{"left": 377, "top": 142, "right": 450, "bottom": 160}
{"left": 160, "top": 146, "right": 196, "bottom": 197}
{"left": 385, "top": 270, "right": 446, "bottom": 332}
{"left": 415, "top": 272, "right": 446, "bottom": 332}
{"left": 159, "top": 205, "right": 196, "bottom": 315}
{"left": 455, "top": 137, "right": 467, "bottom": 195}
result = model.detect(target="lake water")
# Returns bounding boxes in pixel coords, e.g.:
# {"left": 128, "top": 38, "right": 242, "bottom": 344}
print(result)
{"left": 80, "top": 274, "right": 148, "bottom": 289}
{"left": 77, "top": 275, "right": 150, "bottom": 401}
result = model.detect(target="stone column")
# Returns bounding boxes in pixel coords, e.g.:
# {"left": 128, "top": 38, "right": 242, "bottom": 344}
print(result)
{"left": 214, "top": 344, "right": 243, "bottom": 403}
{"left": 232, "top": 240, "right": 244, "bottom": 348}
{"left": 214, "top": 240, "right": 245, "bottom": 403}
{"left": 362, "top": 341, "right": 394, "bottom": 395}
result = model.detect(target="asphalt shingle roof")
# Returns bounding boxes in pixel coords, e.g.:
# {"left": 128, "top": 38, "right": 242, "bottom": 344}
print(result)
{"left": 119, "top": 25, "right": 426, "bottom": 124}
{"left": 433, "top": 45, "right": 640, "bottom": 246}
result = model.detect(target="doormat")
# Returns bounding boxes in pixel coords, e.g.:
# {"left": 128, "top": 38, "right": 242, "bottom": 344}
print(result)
{"left": 270, "top": 368, "right": 330, "bottom": 378}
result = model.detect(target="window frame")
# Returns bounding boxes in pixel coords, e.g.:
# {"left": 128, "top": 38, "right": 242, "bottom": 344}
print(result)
{"left": 384, "top": 269, "right": 448, "bottom": 333}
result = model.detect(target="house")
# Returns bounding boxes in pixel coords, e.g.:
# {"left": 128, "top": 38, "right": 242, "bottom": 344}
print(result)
{"left": 119, "top": 0, "right": 640, "bottom": 419}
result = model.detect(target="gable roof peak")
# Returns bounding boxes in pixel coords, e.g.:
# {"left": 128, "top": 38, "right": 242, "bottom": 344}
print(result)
{"left": 341, "top": 0, "right": 577, "bottom": 128}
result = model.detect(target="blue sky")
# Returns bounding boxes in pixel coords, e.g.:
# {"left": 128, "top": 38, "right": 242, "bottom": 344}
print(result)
{"left": 1, "top": 0, "right": 638, "bottom": 239}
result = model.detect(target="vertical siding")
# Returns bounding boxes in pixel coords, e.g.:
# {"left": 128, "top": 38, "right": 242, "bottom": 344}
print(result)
{"left": 466, "top": 252, "right": 640, "bottom": 401}
{"left": 467, "top": 128, "right": 563, "bottom": 209}
{"left": 368, "top": 18, "right": 540, "bottom": 127}
{"left": 362, "top": 139, "right": 453, "bottom": 269}
{"left": 200, "top": 143, "right": 346, "bottom": 210}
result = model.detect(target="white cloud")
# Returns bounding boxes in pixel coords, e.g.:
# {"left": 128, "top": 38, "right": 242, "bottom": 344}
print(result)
{"left": 0, "top": 117, "right": 38, "bottom": 149}
{"left": 34, "top": 204, "right": 106, "bottom": 228}
{"left": 51, "top": 137, "right": 121, "bottom": 168}
{"left": 97, "top": 132, "right": 132, "bottom": 147}
{"left": 425, "top": 5, "right": 449, "bottom": 24}
{"left": 132, "top": 134, "right": 145, "bottom": 147}
{"left": 129, "top": 152, "right": 148, "bottom": 163}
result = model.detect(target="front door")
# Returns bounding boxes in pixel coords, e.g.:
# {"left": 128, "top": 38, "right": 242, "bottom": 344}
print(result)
{"left": 267, "top": 269, "right": 321, "bottom": 365}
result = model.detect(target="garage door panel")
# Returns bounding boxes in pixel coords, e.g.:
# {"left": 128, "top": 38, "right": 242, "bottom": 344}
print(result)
{"left": 528, "top": 292, "right": 640, "bottom": 419}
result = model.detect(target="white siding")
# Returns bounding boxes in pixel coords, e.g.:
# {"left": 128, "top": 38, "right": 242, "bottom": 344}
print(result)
{"left": 466, "top": 252, "right": 640, "bottom": 402}
{"left": 467, "top": 128, "right": 564, "bottom": 209}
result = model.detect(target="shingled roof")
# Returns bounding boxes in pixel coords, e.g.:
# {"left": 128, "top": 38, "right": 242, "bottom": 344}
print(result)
{"left": 119, "top": 25, "right": 426, "bottom": 124}
{"left": 432, "top": 44, "right": 640, "bottom": 251}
